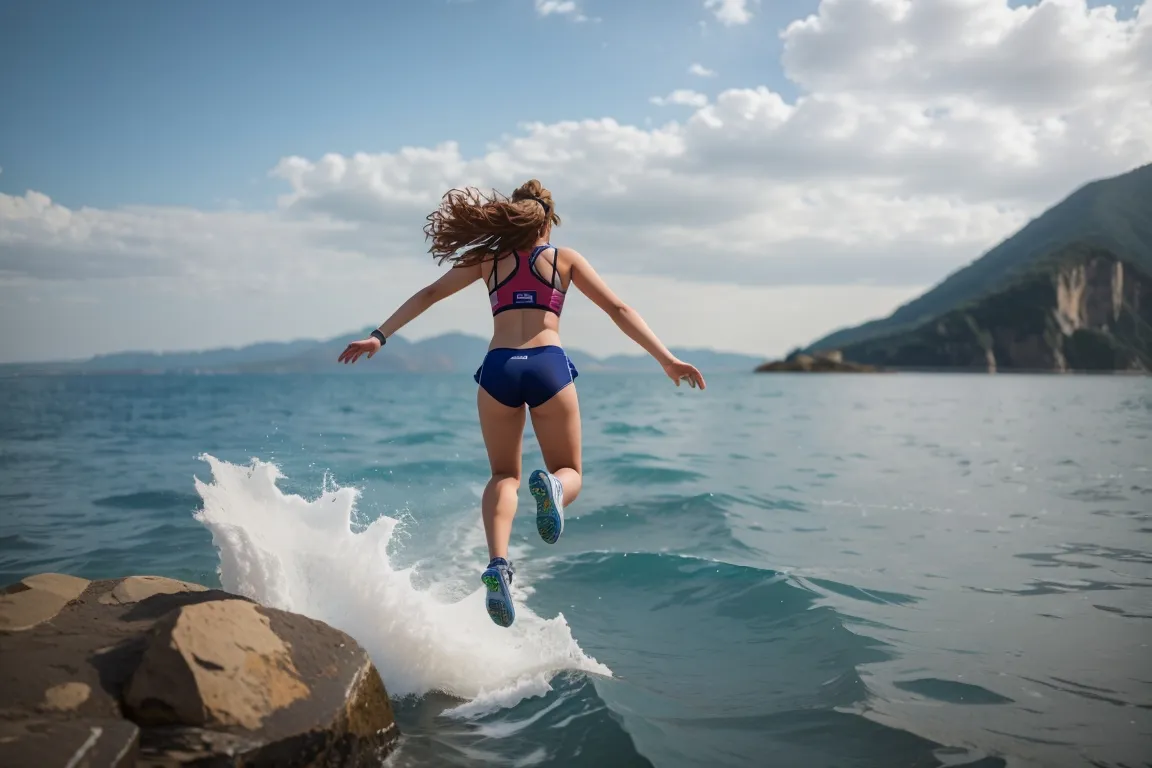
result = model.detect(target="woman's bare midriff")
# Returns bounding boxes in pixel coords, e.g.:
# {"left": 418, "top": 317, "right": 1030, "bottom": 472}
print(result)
{"left": 488, "top": 310, "right": 563, "bottom": 351}
{"left": 483, "top": 247, "right": 570, "bottom": 350}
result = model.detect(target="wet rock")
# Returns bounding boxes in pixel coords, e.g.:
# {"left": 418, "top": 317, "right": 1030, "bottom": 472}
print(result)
{"left": 42, "top": 682, "right": 93, "bottom": 712}
{"left": 124, "top": 599, "right": 311, "bottom": 730}
{"left": 0, "top": 573, "right": 90, "bottom": 631}
{"left": 0, "top": 717, "right": 139, "bottom": 768}
{"left": 0, "top": 574, "right": 399, "bottom": 767}
{"left": 98, "top": 576, "right": 207, "bottom": 606}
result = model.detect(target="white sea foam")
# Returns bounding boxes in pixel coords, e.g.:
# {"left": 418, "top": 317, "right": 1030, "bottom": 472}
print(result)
{"left": 192, "top": 454, "right": 610, "bottom": 703}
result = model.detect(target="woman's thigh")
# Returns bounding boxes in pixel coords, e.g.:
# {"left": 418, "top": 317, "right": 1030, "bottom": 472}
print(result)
{"left": 477, "top": 386, "right": 526, "bottom": 477}
{"left": 528, "top": 383, "right": 581, "bottom": 474}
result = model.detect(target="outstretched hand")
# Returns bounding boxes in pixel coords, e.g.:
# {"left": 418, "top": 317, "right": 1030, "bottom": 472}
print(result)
{"left": 662, "top": 359, "right": 706, "bottom": 390}
{"left": 337, "top": 337, "right": 382, "bottom": 365}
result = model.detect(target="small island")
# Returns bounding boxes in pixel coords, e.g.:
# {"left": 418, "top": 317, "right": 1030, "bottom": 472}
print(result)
{"left": 754, "top": 350, "right": 878, "bottom": 373}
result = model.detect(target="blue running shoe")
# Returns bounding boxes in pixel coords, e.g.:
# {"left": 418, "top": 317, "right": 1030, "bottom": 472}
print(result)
{"left": 529, "top": 469, "right": 564, "bottom": 545}
{"left": 481, "top": 557, "right": 516, "bottom": 627}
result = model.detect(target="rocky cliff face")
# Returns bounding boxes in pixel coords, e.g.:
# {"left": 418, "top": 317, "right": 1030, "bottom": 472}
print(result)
{"left": 806, "top": 162, "right": 1152, "bottom": 354}
{"left": 0, "top": 573, "right": 399, "bottom": 768}
{"left": 1054, "top": 255, "right": 1125, "bottom": 333}
{"left": 834, "top": 246, "right": 1152, "bottom": 372}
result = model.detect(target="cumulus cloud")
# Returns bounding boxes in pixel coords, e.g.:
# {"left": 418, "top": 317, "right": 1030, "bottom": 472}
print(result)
{"left": 783, "top": 0, "right": 1151, "bottom": 108}
{"left": 0, "top": 189, "right": 366, "bottom": 286}
{"left": 705, "top": 0, "right": 754, "bottom": 26}
{"left": 689, "top": 63, "right": 717, "bottom": 77}
{"left": 649, "top": 90, "right": 710, "bottom": 108}
{"left": 2, "top": 0, "right": 1151, "bottom": 359}
{"left": 271, "top": 1, "right": 1150, "bottom": 220}
{"left": 253, "top": 2, "right": 1149, "bottom": 285}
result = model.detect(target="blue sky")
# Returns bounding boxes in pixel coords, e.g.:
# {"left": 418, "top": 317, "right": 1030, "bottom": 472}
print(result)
{"left": 1, "top": 0, "right": 813, "bottom": 210}
{"left": 1, "top": 0, "right": 1149, "bottom": 362}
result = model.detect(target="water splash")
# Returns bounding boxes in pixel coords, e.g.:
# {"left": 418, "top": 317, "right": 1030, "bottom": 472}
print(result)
{"left": 192, "top": 454, "right": 610, "bottom": 702}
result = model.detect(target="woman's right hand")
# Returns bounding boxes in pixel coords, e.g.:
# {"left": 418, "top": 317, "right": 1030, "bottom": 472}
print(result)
{"left": 337, "top": 337, "right": 382, "bottom": 364}
{"left": 662, "top": 359, "right": 706, "bottom": 390}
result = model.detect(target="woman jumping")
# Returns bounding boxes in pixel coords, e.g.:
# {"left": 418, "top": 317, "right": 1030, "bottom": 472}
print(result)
{"left": 338, "top": 180, "right": 706, "bottom": 627}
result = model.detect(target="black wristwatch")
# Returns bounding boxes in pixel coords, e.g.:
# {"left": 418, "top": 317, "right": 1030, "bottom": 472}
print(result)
{"left": 370, "top": 330, "right": 387, "bottom": 346}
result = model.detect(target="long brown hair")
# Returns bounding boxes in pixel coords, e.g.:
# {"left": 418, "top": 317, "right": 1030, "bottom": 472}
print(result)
{"left": 423, "top": 179, "right": 561, "bottom": 267}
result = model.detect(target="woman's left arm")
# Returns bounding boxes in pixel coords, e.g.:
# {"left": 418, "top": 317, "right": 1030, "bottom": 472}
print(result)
{"left": 338, "top": 263, "right": 482, "bottom": 364}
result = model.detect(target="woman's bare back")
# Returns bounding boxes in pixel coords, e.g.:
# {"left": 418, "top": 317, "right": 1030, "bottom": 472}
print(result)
{"left": 482, "top": 244, "right": 573, "bottom": 351}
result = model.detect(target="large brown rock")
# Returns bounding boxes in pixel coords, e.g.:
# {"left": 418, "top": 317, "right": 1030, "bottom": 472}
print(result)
{"left": 124, "top": 599, "right": 311, "bottom": 730}
{"left": 0, "top": 574, "right": 399, "bottom": 767}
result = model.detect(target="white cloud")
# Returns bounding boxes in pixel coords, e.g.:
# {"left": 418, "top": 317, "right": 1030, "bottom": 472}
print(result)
{"left": 0, "top": 189, "right": 365, "bottom": 283}
{"left": 534, "top": 0, "right": 588, "bottom": 21}
{"left": 649, "top": 89, "right": 711, "bottom": 108}
{"left": 3, "top": 0, "right": 1151, "bottom": 362}
{"left": 535, "top": 0, "right": 574, "bottom": 15}
{"left": 689, "top": 62, "right": 717, "bottom": 77}
{"left": 705, "top": 0, "right": 754, "bottom": 26}
{"left": 782, "top": 0, "right": 1152, "bottom": 109}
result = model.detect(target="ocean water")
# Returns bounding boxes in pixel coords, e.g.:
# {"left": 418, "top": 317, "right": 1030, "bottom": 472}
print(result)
{"left": 1, "top": 371, "right": 1150, "bottom": 768}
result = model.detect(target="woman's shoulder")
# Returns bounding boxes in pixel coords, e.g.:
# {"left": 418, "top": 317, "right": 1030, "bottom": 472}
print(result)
{"left": 553, "top": 244, "right": 585, "bottom": 263}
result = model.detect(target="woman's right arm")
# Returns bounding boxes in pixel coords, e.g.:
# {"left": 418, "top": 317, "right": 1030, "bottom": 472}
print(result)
{"left": 568, "top": 249, "right": 706, "bottom": 389}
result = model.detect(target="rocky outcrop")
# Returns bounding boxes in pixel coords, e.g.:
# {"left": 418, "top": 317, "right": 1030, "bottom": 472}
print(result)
{"left": 0, "top": 573, "right": 398, "bottom": 767}
{"left": 0, "top": 572, "right": 91, "bottom": 631}
{"left": 805, "top": 163, "right": 1152, "bottom": 354}
{"left": 755, "top": 349, "right": 879, "bottom": 373}
{"left": 829, "top": 246, "right": 1152, "bottom": 372}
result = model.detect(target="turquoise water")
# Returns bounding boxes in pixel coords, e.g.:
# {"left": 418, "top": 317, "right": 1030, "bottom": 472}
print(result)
{"left": 1, "top": 372, "right": 1150, "bottom": 767}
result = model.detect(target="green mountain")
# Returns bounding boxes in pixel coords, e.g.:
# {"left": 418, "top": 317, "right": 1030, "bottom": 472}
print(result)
{"left": 807, "top": 163, "right": 1152, "bottom": 353}
{"left": 836, "top": 244, "right": 1152, "bottom": 372}
{"left": 0, "top": 331, "right": 762, "bottom": 377}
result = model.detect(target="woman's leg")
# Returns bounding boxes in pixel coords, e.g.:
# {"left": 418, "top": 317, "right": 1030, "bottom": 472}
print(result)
{"left": 477, "top": 386, "right": 527, "bottom": 560}
{"left": 528, "top": 383, "right": 583, "bottom": 504}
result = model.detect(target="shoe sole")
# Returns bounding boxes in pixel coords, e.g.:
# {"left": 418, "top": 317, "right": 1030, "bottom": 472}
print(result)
{"left": 530, "top": 470, "right": 563, "bottom": 545}
{"left": 481, "top": 568, "right": 515, "bottom": 627}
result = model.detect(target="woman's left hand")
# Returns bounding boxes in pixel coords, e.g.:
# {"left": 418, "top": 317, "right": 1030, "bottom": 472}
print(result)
{"left": 337, "top": 337, "right": 382, "bottom": 364}
{"left": 662, "top": 359, "right": 706, "bottom": 390}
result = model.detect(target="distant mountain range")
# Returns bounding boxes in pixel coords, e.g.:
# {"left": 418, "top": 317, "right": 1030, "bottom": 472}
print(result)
{"left": 797, "top": 163, "right": 1152, "bottom": 373}
{"left": 9, "top": 165, "right": 1150, "bottom": 378}
{"left": 0, "top": 330, "right": 764, "bottom": 377}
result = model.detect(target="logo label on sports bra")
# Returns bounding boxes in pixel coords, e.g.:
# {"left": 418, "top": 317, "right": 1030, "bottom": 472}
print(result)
{"left": 513, "top": 290, "right": 537, "bottom": 305}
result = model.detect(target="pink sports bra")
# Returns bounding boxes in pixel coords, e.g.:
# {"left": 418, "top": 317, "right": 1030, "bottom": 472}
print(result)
{"left": 488, "top": 244, "right": 567, "bottom": 316}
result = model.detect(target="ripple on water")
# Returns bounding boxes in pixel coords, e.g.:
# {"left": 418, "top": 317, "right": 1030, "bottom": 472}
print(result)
{"left": 0, "top": 534, "right": 46, "bottom": 552}
{"left": 377, "top": 430, "right": 456, "bottom": 446}
{"left": 1066, "top": 481, "right": 1129, "bottom": 502}
{"left": 560, "top": 493, "right": 757, "bottom": 560}
{"left": 389, "top": 673, "right": 653, "bottom": 768}
{"left": 602, "top": 422, "right": 666, "bottom": 437}
{"left": 1023, "top": 542, "right": 1152, "bottom": 567}
{"left": 1018, "top": 675, "right": 1150, "bottom": 709}
{"left": 529, "top": 552, "right": 1000, "bottom": 768}
{"left": 92, "top": 490, "right": 202, "bottom": 511}
{"left": 801, "top": 576, "right": 922, "bottom": 607}
{"left": 893, "top": 678, "right": 1015, "bottom": 705}
{"left": 970, "top": 579, "right": 1130, "bottom": 597}
{"left": 605, "top": 465, "right": 705, "bottom": 485}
